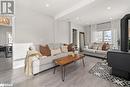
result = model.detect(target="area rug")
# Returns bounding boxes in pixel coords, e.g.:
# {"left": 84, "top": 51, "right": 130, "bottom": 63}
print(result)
{"left": 89, "top": 62, "right": 130, "bottom": 87}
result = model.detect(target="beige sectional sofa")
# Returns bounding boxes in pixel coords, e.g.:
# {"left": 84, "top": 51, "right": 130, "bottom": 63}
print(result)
{"left": 32, "top": 43, "right": 73, "bottom": 75}
{"left": 83, "top": 42, "right": 112, "bottom": 59}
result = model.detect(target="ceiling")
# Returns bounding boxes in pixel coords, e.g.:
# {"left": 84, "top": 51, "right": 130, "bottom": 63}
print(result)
{"left": 60, "top": 0, "right": 130, "bottom": 25}
{"left": 23, "top": 0, "right": 130, "bottom": 26}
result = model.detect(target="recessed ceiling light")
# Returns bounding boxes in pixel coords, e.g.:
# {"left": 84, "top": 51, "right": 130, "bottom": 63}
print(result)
{"left": 107, "top": 6, "right": 111, "bottom": 10}
{"left": 45, "top": 3, "right": 50, "bottom": 7}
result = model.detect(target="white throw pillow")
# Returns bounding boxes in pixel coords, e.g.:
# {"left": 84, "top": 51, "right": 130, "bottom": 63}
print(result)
{"left": 51, "top": 49, "right": 61, "bottom": 56}
{"left": 61, "top": 46, "right": 68, "bottom": 52}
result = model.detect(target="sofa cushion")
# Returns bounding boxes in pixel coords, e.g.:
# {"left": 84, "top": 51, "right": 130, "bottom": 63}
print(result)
{"left": 61, "top": 46, "right": 68, "bottom": 52}
{"left": 96, "top": 50, "right": 107, "bottom": 55}
{"left": 88, "top": 43, "right": 93, "bottom": 49}
{"left": 39, "top": 52, "right": 69, "bottom": 65}
{"left": 85, "top": 49, "right": 96, "bottom": 53}
{"left": 39, "top": 56, "right": 57, "bottom": 65}
{"left": 92, "top": 43, "right": 99, "bottom": 50}
{"left": 54, "top": 52, "right": 69, "bottom": 58}
{"left": 39, "top": 45, "right": 51, "bottom": 56}
{"left": 51, "top": 48, "right": 61, "bottom": 56}
{"left": 48, "top": 43, "right": 54, "bottom": 50}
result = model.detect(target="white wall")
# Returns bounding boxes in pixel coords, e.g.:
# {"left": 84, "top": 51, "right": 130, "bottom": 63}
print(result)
{"left": 54, "top": 20, "right": 70, "bottom": 43}
{"left": 15, "top": 1, "right": 54, "bottom": 44}
{"left": 84, "top": 25, "right": 91, "bottom": 45}
{"left": 14, "top": 0, "right": 71, "bottom": 69}
{"left": 15, "top": 0, "right": 71, "bottom": 44}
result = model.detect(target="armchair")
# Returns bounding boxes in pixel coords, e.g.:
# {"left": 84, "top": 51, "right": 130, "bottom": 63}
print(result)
{"left": 107, "top": 51, "right": 130, "bottom": 80}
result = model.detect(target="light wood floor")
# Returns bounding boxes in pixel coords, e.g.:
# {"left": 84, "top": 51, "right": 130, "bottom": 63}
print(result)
{"left": 0, "top": 52, "right": 12, "bottom": 72}
{"left": 0, "top": 56, "right": 119, "bottom": 87}
{"left": 0, "top": 58, "right": 12, "bottom": 72}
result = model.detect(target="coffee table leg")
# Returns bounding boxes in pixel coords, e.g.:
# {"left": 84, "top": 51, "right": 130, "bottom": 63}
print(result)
{"left": 61, "top": 66, "right": 65, "bottom": 81}
{"left": 82, "top": 58, "right": 85, "bottom": 67}
{"left": 53, "top": 67, "right": 56, "bottom": 74}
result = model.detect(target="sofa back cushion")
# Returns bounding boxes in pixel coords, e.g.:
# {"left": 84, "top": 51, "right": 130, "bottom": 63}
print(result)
{"left": 92, "top": 43, "right": 99, "bottom": 50}
{"left": 51, "top": 48, "right": 61, "bottom": 56}
{"left": 39, "top": 45, "right": 51, "bottom": 56}
{"left": 88, "top": 43, "right": 93, "bottom": 49}
{"left": 88, "top": 43, "right": 99, "bottom": 49}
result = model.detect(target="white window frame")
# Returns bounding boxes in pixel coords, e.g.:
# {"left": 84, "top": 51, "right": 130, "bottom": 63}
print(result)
{"left": 95, "top": 30, "right": 112, "bottom": 43}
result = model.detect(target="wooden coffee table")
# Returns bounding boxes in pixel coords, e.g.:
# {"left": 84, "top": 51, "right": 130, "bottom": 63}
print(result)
{"left": 53, "top": 54, "right": 85, "bottom": 81}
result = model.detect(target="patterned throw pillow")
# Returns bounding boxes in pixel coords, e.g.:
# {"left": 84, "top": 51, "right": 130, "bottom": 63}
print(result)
{"left": 68, "top": 43, "right": 75, "bottom": 52}
{"left": 39, "top": 45, "right": 51, "bottom": 56}
{"left": 102, "top": 43, "right": 110, "bottom": 51}
{"left": 105, "top": 43, "right": 110, "bottom": 51}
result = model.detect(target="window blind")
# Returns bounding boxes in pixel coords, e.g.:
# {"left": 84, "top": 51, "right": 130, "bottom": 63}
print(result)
{"left": 96, "top": 22, "right": 111, "bottom": 31}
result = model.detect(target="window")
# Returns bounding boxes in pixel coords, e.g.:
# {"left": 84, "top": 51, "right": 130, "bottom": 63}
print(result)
{"left": 95, "top": 30, "right": 112, "bottom": 43}
{"left": 95, "top": 31, "right": 103, "bottom": 42}
{"left": 104, "top": 30, "right": 112, "bottom": 43}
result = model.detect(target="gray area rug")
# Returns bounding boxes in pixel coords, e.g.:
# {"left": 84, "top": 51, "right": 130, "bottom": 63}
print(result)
{"left": 89, "top": 62, "right": 130, "bottom": 87}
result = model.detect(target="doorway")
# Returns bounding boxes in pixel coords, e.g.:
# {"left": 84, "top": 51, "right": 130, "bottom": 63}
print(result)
{"left": 79, "top": 32, "right": 85, "bottom": 52}
{"left": 0, "top": 16, "right": 13, "bottom": 72}
{"left": 72, "top": 29, "right": 77, "bottom": 48}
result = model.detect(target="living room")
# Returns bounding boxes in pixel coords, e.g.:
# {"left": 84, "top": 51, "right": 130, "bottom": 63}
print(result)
{"left": 0, "top": 0, "right": 130, "bottom": 87}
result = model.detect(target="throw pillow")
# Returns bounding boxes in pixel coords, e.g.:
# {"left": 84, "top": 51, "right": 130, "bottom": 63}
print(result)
{"left": 51, "top": 48, "right": 61, "bottom": 56}
{"left": 61, "top": 46, "right": 68, "bottom": 52}
{"left": 102, "top": 43, "right": 110, "bottom": 51}
{"left": 105, "top": 43, "right": 110, "bottom": 51}
{"left": 39, "top": 45, "right": 51, "bottom": 56}
{"left": 68, "top": 43, "right": 75, "bottom": 52}
{"left": 102, "top": 43, "right": 107, "bottom": 51}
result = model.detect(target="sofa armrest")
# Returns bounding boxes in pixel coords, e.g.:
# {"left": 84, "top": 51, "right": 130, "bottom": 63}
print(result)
{"left": 32, "top": 58, "right": 40, "bottom": 74}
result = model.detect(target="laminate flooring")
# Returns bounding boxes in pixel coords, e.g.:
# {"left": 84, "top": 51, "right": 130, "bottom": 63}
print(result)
{"left": 0, "top": 56, "right": 119, "bottom": 87}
